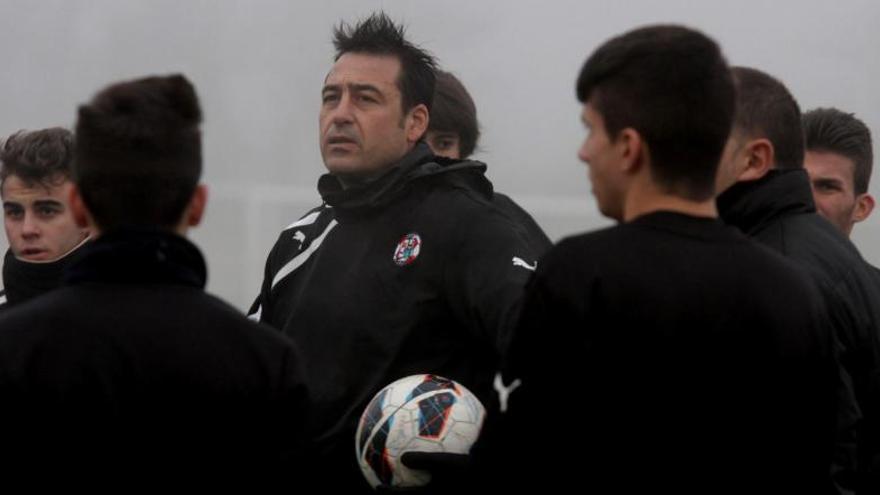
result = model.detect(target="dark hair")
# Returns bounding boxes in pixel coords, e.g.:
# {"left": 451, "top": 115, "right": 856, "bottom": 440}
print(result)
{"left": 333, "top": 11, "right": 437, "bottom": 113}
{"left": 576, "top": 25, "right": 734, "bottom": 201}
{"left": 0, "top": 127, "right": 74, "bottom": 189}
{"left": 730, "top": 67, "right": 804, "bottom": 170}
{"left": 74, "top": 74, "right": 202, "bottom": 231}
{"left": 429, "top": 70, "right": 480, "bottom": 158}
{"left": 803, "top": 107, "right": 873, "bottom": 194}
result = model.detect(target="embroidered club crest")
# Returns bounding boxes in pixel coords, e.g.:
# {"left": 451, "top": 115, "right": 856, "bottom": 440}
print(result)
{"left": 393, "top": 233, "right": 421, "bottom": 266}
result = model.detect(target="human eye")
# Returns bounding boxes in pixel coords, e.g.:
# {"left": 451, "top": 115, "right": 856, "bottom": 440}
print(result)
{"left": 814, "top": 180, "right": 841, "bottom": 193}
{"left": 356, "top": 92, "right": 378, "bottom": 104}
{"left": 36, "top": 204, "right": 61, "bottom": 218}
{"left": 3, "top": 206, "right": 22, "bottom": 220}
{"left": 437, "top": 138, "right": 454, "bottom": 150}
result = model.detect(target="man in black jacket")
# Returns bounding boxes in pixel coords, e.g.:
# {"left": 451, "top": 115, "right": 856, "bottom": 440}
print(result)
{"left": 499, "top": 26, "right": 838, "bottom": 494}
{"left": 0, "top": 75, "right": 309, "bottom": 487}
{"left": 0, "top": 128, "right": 91, "bottom": 309}
{"left": 250, "top": 12, "right": 548, "bottom": 492}
{"left": 716, "top": 66, "right": 880, "bottom": 494}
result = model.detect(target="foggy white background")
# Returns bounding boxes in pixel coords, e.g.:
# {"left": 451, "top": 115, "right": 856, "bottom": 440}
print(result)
{"left": 0, "top": 0, "right": 877, "bottom": 310}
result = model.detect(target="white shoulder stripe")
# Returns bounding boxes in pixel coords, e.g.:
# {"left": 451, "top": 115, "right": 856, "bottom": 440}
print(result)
{"left": 248, "top": 305, "right": 261, "bottom": 322}
{"left": 285, "top": 209, "right": 323, "bottom": 231}
{"left": 0, "top": 294, "right": 6, "bottom": 306}
{"left": 271, "top": 219, "right": 339, "bottom": 289}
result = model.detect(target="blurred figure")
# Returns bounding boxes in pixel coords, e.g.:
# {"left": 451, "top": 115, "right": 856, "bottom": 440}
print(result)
{"left": 0, "top": 74, "right": 309, "bottom": 488}
{"left": 500, "top": 26, "right": 838, "bottom": 493}
{"left": 716, "top": 67, "right": 880, "bottom": 494}
{"left": 0, "top": 128, "right": 90, "bottom": 308}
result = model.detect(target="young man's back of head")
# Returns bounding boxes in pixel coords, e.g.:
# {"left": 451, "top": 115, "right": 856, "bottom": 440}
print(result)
{"left": 731, "top": 67, "right": 804, "bottom": 169}
{"left": 714, "top": 67, "right": 806, "bottom": 195}
{"left": 576, "top": 25, "right": 734, "bottom": 203}
{"left": 74, "top": 74, "right": 203, "bottom": 232}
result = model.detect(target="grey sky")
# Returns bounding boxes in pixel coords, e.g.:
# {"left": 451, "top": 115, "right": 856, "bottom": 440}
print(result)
{"left": 1, "top": 0, "right": 877, "bottom": 308}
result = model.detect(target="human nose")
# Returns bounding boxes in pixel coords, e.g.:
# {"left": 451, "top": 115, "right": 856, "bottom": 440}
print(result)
{"left": 329, "top": 92, "right": 355, "bottom": 126}
{"left": 577, "top": 140, "right": 590, "bottom": 164}
{"left": 21, "top": 213, "right": 40, "bottom": 238}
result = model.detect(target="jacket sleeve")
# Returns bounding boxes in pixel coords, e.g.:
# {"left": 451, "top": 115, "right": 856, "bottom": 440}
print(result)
{"left": 444, "top": 206, "right": 550, "bottom": 356}
{"left": 488, "top": 254, "right": 584, "bottom": 491}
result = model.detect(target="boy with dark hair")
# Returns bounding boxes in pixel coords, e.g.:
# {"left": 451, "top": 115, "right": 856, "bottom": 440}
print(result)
{"left": 251, "top": 12, "right": 546, "bottom": 492}
{"left": 716, "top": 66, "right": 880, "bottom": 494}
{"left": 0, "top": 128, "right": 90, "bottom": 308}
{"left": 803, "top": 107, "right": 875, "bottom": 237}
{"left": 0, "top": 74, "right": 309, "bottom": 486}
{"left": 427, "top": 70, "right": 551, "bottom": 252}
{"left": 426, "top": 70, "right": 479, "bottom": 159}
{"left": 499, "top": 26, "right": 837, "bottom": 493}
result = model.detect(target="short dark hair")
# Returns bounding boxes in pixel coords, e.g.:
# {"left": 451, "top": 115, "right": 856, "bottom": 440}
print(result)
{"left": 74, "top": 74, "right": 202, "bottom": 231}
{"left": 803, "top": 107, "right": 873, "bottom": 194}
{"left": 576, "top": 25, "right": 734, "bottom": 201}
{"left": 429, "top": 70, "right": 480, "bottom": 158}
{"left": 0, "top": 127, "right": 74, "bottom": 189}
{"left": 730, "top": 67, "right": 804, "bottom": 170}
{"left": 333, "top": 11, "right": 437, "bottom": 113}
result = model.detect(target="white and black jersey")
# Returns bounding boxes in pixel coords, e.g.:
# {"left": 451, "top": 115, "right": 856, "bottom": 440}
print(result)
{"left": 251, "top": 143, "right": 551, "bottom": 492}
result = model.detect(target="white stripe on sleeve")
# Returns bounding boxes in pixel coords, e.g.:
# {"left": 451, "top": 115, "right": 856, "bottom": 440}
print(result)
{"left": 271, "top": 219, "right": 338, "bottom": 290}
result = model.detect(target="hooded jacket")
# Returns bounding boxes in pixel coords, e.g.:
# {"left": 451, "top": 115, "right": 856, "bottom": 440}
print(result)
{"left": 251, "top": 142, "right": 550, "bottom": 492}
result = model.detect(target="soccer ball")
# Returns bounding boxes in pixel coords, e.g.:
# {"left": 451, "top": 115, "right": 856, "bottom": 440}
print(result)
{"left": 355, "top": 374, "right": 486, "bottom": 489}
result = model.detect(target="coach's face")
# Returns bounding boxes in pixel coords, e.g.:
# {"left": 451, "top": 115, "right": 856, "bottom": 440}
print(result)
{"left": 320, "top": 52, "right": 428, "bottom": 177}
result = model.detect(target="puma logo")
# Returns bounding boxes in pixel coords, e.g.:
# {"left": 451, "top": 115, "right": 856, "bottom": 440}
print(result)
{"left": 494, "top": 373, "right": 522, "bottom": 413}
{"left": 292, "top": 230, "right": 306, "bottom": 247}
{"left": 512, "top": 256, "right": 537, "bottom": 271}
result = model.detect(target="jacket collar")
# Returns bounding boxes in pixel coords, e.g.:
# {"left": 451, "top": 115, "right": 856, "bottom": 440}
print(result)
{"left": 317, "top": 142, "right": 490, "bottom": 212}
{"left": 63, "top": 227, "right": 206, "bottom": 289}
{"left": 716, "top": 168, "right": 816, "bottom": 235}
{"left": 2, "top": 244, "right": 84, "bottom": 305}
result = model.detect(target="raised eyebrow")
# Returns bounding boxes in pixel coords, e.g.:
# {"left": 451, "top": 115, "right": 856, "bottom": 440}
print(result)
{"left": 321, "top": 84, "right": 341, "bottom": 96}
{"left": 350, "top": 83, "right": 380, "bottom": 93}
{"left": 33, "top": 199, "right": 63, "bottom": 208}
{"left": 322, "top": 83, "right": 382, "bottom": 95}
